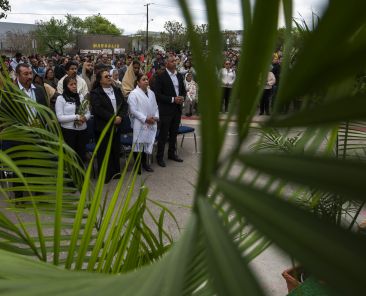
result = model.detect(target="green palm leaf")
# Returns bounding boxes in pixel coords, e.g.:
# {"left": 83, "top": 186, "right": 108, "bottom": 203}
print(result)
{"left": 1, "top": 0, "right": 366, "bottom": 295}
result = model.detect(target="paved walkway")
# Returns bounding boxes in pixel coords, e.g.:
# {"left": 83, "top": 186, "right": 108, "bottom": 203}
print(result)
{"left": 3, "top": 116, "right": 365, "bottom": 295}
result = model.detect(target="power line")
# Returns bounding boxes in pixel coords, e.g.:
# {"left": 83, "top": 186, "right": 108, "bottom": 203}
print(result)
{"left": 6, "top": 12, "right": 145, "bottom": 16}
{"left": 152, "top": 3, "right": 241, "bottom": 15}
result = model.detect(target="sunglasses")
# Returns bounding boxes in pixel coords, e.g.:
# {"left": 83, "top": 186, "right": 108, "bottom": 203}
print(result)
{"left": 104, "top": 75, "right": 111, "bottom": 78}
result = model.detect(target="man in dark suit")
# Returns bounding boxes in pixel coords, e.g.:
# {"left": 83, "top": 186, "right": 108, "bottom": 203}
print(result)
{"left": 12, "top": 63, "right": 48, "bottom": 200}
{"left": 154, "top": 55, "right": 186, "bottom": 167}
{"left": 15, "top": 63, "right": 48, "bottom": 107}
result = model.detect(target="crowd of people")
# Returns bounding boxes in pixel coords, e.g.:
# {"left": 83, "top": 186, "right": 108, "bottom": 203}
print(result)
{"left": 0, "top": 47, "right": 282, "bottom": 185}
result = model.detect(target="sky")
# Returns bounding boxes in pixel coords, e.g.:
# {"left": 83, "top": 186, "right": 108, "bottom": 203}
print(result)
{"left": 0, "top": 0, "right": 328, "bottom": 35}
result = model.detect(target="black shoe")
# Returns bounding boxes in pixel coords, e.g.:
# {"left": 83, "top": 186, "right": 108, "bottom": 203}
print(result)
{"left": 157, "top": 159, "right": 166, "bottom": 167}
{"left": 142, "top": 164, "right": 154, "bottom": 173}
{"left": 143, "top": 165, "right": 154, "bottom": 173}
{"left": 15, "top": 201, "right": 26, "bottom": 207}
{"left": 259, "top": 112, "right": 264, "bottom": 115}
{"left": 168, "top": 155, "right": 183, "bottom": 162}
{"left": 112, "top": 173, "right": 121, "bottom": 179}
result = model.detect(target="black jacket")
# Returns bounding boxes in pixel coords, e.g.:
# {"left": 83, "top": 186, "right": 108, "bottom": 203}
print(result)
{"left": 33, "top": 85, "right": 48, "bottom": 107}
{"left": 90, "top": 86, "right": 128, "bottom": 133}
{"left": 13, "top": 81, "right": 48, "bottom": 107}
{"left": 1, "top": 82, "right": 49, "bottom": 144}
{"left": 153, "top": 70, "right": 186, "bottom": 116}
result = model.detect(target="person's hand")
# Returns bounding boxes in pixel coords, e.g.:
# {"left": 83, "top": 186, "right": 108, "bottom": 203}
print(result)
{"left": 79, "top": 115, "right": 87, "bottom": 123}
{"left": 174, "top": 96, "right": 184, "bottom": 104}
{"left": 114, "top": 116, "right": 122, "bottom": 125}
{"left": 145, "top": 117, "right": 155, "bottom": 125}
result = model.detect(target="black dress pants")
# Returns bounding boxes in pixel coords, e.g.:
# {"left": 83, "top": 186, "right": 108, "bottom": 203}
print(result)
{"left": 133, "top": 152, "right": 148, "bottom": 173}
{"left": 61, "top": 128, "right": 88, "bottom": 162}
{"left": 222, "top": 87, "right": 232, "bottom": 112}
{"left": 157, "top": 111, "right": 181, "bottom": 160}
{"left": 95, "top": 128, "right": 121, "bottom": 183}
{"left": 260, "top": 89, "right": 272, "bottom": 115}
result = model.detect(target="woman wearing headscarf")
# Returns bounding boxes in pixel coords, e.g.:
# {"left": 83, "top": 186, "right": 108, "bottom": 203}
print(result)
{"left": 128, "top": 73, "right": 159, "bottom": 174}
{"left": 121, "top": 60, "right": 141, "bottom": 98}
{"left": 90, "top": 70, "right": 128, "bottom": 183}
{"left": 183, "top": 72, "right": 198, "bottom": 116}
{"left": 55, "top": 76, "right": 90, "bottom": 162}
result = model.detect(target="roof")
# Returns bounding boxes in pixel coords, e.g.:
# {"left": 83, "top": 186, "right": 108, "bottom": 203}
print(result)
{"left": 0, "top": 22, "right": 37, "bottom": 36}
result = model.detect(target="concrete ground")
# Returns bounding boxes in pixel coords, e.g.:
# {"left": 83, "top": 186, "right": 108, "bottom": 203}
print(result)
{"left": 122, "top": 115, "right": 291, "bottom": 295}
{"left": 2, "top": 114, "right": 365, "bottom": 295}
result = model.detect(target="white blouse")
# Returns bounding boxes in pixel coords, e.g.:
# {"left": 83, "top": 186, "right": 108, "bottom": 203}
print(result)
{"left": 55, "top": 94, "right": 91, "bottom": 130}
{"left": 103, "top": 87, "right": 117, "bottom": 113}
{"left": 220, "top": 68, "right": 236, "bottom": 88}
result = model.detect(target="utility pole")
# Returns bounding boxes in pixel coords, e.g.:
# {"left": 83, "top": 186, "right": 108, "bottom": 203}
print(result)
{"left": 144, "top": 3, "right": 153, "bottom": 52}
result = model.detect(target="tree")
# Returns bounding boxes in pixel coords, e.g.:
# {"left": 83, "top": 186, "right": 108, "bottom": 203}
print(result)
{"left": 83, "top": 14, "right": 123, "bottom": 35}
{"left": 65, "top": 14, "right": 123, "bottom": 35}
{"left": 193, "top": 24, "right": 209, "bottom": 47}
{"left": 0, "top": 0, "right": 10, "bottom": 19}
{"left": 35, "top": 17, "right": 74, "bottom": 55}
{"left": 222, "top": 30, "right": 239, "bottom": 49}
{"left": 160, "top": 21, "right": 188, "bottom": 51}
{"left": 1, "top": 1, "right": 366, "bottom": 295}
{"left": 5, "top": 30, "right": 34, "bottom": 55}
{"left": 34, "top": 15, "right": 123, "bottom": 54}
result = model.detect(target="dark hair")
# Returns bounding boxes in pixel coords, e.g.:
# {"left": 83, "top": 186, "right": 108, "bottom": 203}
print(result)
{"left": 132, "top": 60, "right": 140, "bottom": 66}
{"left": 33, "top": 73, "right": 43, "bottom": 85}
{"left": 134, "top": 73, "right": 146, "bottom": 87}
{"left": 63, "top": 76, "right": 77, "bottom": 91}
{"left": 92, "top": 69, "right": 109, "bottom": 90}
{"left": 94, "top": 63, "right": 109, "bottom": 74}
{"left": 15, "top": 52, "right": 22, "bottom": 58}
{"left": 184, "top": 60, "right": 191, "bottom": 67}
{"left": 65, "top": 61, "right": 78, "bottom": 71}
{"left": 45, "top": 68, "right": 54, "bottom": 80}
{"left": 62, "top": 76, "right": 80, "bottom": 108}
{"left": 15, "top": 63, "right": 31, "bottom": 75}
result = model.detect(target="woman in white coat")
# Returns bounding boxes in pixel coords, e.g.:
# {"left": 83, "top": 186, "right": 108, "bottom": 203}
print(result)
{"left": 128, "top": 73, "right": 159, "bottom": 173}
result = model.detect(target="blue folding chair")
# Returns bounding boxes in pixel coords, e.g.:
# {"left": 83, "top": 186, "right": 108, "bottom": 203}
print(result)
{"left": 120, "top": 116, "right": 133, "bottom": 159}
{"left": 177, "top": 125, "right": 197, "bottom": 152}
{"left": 86, "top": 118, "right": 98, "bottom": 177}
{"left": 0, "top": 140, "right": 16, "bottom": 197}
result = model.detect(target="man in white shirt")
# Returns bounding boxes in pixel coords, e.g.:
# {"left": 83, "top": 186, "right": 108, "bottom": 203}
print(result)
{"left": 57, "top": 61, "right": 89, "bottom": 97}
{"left": 15, "top": 63, "right": 48, "bottom": 108}
{"left": 154, "top": 55, "right": 186, "bottom": 167}
{"left": 12, "top": 63, "right": 48, "bottom": 200}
